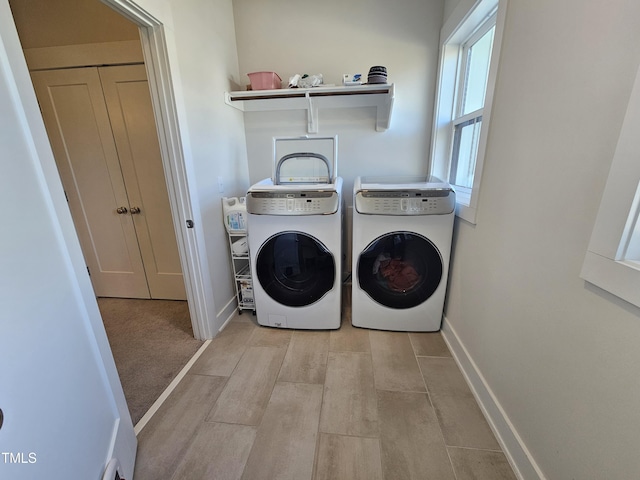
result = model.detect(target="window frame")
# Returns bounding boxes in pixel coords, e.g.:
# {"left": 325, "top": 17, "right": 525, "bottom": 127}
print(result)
{"left": 581, "top": 61, "right": 640, "bottom": 309}
{"left": 456, "top": 18, "right": 495, "bottom": 119}
{"left": 449, "top": 115, "right": 482, "bottom": 194}
{"left": 430, "top": 0, "right": 508, "bottom": 224}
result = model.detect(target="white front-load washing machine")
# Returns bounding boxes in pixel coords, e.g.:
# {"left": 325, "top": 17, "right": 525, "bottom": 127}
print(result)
{"left": 351, "top": 176, "right": 455, "bottom": 331}
{"left": 246, "top": 178, "right": 343, "bottom": 329}
{"left": 246, "top": 136, "right": 343, "bottom": 330}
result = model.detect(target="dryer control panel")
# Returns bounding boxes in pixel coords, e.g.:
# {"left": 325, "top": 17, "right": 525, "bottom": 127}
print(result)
{"left": 355, "top": 189, "right": 455, "bottom": 215}
{"left": 247, "top": 190, "right": 339, "bottom": 215}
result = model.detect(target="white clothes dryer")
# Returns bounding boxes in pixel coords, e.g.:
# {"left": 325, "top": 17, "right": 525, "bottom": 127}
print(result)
{"left": 351, "top": 176, "right": 455, "bottom": 331}
{"left": 246, "top": 178, "right": 343, "bottom": 329}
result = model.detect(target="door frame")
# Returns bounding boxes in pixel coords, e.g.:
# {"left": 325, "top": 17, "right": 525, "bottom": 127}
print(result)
{"left": 99, "top": 0, "right": 211, "bottom": 339}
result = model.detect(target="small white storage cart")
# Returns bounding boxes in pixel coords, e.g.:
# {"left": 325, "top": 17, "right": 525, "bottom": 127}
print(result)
{"left": 223, "top": 197, "right": 255, "bottom": 314}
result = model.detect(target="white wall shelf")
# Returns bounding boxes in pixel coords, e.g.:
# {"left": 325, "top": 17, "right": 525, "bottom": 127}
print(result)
{"left": 225, "top": 83, "right": 394, "bottom": 133}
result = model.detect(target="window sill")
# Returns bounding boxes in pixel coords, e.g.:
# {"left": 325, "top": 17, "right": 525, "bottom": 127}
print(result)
{"left": 455, "top": 202, "right": 477, "bottom": 225}
{"left": 453, "top": 189, "right": 478, "bottom": 224}
{"left": 581, "top": 251, "right": 640, "bottom": 308}
{"left": 621, "top": 259, "right": 640, "bottom": 271}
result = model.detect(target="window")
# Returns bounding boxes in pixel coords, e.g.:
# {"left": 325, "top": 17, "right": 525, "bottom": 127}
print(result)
{"left": 430, "top": 0, "right": 507, "bottom": 223}
{"left": 618, "top": 182, "right": 640, "bottom": 268}
{"left": 581, "top": 62, "right": 640, "bottom": 308}
{"left": 450, "top": 21, "right": 494, "bottom": 191}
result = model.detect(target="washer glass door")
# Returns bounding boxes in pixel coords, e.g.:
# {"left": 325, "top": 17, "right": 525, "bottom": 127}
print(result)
{"left": 357, "top": 231, "right": 443, "bottom": 309}
{"left": 256, "top": 231, "right": 335, "bottom": 307}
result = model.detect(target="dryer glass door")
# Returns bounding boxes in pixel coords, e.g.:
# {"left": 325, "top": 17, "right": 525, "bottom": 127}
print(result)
{"left": 357, "top": 232, "right": 443, "bottom": 309}
{"left": 256, "top": 231, "right": 335, "bottom": 307}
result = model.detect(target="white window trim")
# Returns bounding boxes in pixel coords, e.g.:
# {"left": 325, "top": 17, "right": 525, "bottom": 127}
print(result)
{"left": 581, "top": 61, "right": 640, "bottom": 309}
{"left": 430, "top": 0, "right": 508, "bottom": 224}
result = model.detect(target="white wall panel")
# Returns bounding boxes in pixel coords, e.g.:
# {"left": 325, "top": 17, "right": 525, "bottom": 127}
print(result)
{"left": 234, "top": 0, "right": 445, "bottom": 204}
{"left": 444, "top": 0, "right": 640, "bottom": 478}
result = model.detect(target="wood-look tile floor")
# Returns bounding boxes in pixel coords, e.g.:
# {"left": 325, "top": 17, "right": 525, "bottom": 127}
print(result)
{"left": 133, "top": 295, "right": 517, "bottom": 480}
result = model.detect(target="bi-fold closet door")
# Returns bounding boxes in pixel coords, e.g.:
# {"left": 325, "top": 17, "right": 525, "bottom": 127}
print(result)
{"left": 31, "top": 65, "right": 186, "bottom": 300}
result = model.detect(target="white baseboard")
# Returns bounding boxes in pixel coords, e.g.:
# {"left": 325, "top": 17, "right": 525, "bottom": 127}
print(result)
{"left": 441, "top": 317, "right": 546, "bottom": 480}
{"left": 217, "top": 296, "right": 239, "bottom": 334}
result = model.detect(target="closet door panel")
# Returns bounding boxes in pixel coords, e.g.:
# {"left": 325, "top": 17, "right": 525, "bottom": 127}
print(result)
{"left": 99, "top": 65, "right": 186, "bottom": 300}
{"left": 31, "top": 67, "right": 150, "bottom": 298}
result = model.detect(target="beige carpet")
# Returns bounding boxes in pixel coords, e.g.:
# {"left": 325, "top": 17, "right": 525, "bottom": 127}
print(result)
{"left": 98, "top": 298, "right": 204, "bottom": 425}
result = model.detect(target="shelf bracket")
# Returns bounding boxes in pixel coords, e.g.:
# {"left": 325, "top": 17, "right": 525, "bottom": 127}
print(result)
{"left": 306, "top": 92, "right": 318, "bottom": 134}
{"left": 376, "top": 84, "right": 395, "bottom": 131}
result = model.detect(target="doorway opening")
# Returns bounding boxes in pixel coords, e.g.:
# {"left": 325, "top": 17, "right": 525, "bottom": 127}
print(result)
{"left": 8, "top": 0, "right": 205, "bottom": 425}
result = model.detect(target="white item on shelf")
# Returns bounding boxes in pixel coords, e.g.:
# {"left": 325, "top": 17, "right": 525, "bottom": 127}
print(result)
{"left": 231, "top": 236, "right": 249, "bottom": 255}
{"left": 240, "top": 280, "right": 254, "bottom": 304}
{"left": 343, "top": 73, "right": 363, "bottom": 86}
{"left": 222, "top": 196, "right": 247, "bottom": 232}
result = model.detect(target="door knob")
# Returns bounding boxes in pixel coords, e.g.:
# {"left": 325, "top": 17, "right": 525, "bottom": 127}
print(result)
{"left": 130, "top": 206, "right": 141, "bottom": 214}
{"left": 116, "top": 206, "right": 128, "bottom": 214}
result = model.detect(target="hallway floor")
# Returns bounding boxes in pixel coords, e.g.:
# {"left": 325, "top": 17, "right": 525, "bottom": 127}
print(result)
{"left": 133, "top": 295, "right": 517, "bottom": 480}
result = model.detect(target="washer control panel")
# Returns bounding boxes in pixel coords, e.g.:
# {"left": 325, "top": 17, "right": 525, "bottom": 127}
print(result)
{"left": 247, "top": 190, "right": 339, "bottom": 215}
{"left": 355, "top": 189, "right": 455, "bottom": 215}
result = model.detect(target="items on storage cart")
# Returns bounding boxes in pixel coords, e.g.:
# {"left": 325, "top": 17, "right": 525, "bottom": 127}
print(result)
{"left": 222, "top": 196, "right": 254, "bottom": 314}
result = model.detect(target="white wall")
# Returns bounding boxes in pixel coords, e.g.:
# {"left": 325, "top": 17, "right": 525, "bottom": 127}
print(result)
{"left": 167, "top": 0, "right": 250, "bottom": 330}
{"left": 443, "top": 0, "right": 640, "bottom": 478}
{"left": 233, "top": 0, "right": 445, "bottom": 200}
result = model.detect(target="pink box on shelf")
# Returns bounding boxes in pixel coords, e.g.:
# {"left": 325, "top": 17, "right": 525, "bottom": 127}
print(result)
{"left": 247, "top": 71, "right": 282, "bottom": 90}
